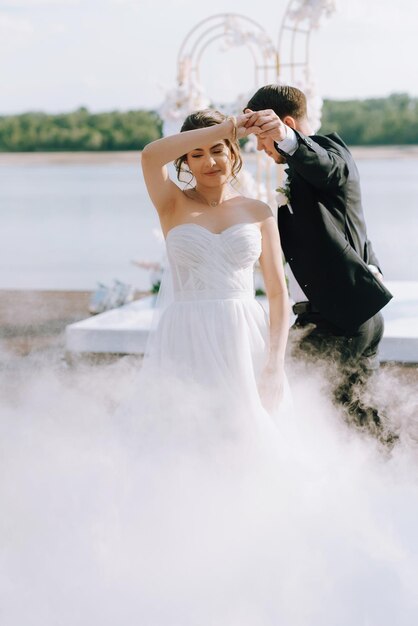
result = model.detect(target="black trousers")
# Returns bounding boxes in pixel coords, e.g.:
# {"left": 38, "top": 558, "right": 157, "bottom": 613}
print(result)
{"left": 291, "top": 311, "right": 385, "bottom": 432}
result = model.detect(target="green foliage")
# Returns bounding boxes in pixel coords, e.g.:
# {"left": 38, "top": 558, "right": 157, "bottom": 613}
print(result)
{"left": 321, "top": 93, "right": 418, "bottom": 145}
{"left": 151, "top": 280, "right": 161, "bottom": 294}
{"left": 0, "top": 108, "right": 162, "bottom": 152}
{"left": 1, "top": 94, "right": 417, "bottom": 151}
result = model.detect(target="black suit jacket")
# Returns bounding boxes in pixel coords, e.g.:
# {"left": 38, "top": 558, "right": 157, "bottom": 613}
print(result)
{"left": 275, "top": 131, "right": 392, "bottom": 331}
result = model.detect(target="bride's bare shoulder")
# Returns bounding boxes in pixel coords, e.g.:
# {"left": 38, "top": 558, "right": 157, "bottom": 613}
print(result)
{"left": 240, "top": 197, "right": 273, "bottom": 221}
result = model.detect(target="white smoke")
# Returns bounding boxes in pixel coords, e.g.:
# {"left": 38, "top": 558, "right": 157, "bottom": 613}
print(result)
{"left": 1, "top": 346, "right": 418, "bottom": 625}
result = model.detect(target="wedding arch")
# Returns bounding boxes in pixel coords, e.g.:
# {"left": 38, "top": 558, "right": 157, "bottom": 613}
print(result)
{"left": 159, "top": 14, "right": 279, "bottom": 137}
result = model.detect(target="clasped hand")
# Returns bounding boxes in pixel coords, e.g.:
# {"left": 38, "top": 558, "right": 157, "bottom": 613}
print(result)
{"left": 236, "top": 109, "right": 287, "bottom": 143}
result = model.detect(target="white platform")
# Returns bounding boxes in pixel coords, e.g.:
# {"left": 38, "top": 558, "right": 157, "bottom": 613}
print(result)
{"left": 378, "top": 282, "right": 418, "bottom": 363}
{"left": 65, "top": 282, "right": 418, "bottom": 363}
{"left": 66, "top": 295, "right": 157, "bottom": 355}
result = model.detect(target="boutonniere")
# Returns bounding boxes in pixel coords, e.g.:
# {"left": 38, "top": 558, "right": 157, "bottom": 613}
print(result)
{"left": 275, "top": 176, "right": 291, "bottom": 207}
{"left": 275, "top": 169, "right": 293, "bottom": 213}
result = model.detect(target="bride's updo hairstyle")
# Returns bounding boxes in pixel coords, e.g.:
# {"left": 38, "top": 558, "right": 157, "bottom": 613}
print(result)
{"left": 174, "top": 109, "right": 242, "bottom": 183}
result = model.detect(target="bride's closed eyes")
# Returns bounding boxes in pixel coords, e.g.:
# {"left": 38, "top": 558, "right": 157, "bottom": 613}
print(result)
{"left": 190, "top": 143, "right": 228, "bottom": 158}
{"left": 191, "top": 152, "right": 223, "bottom": 159}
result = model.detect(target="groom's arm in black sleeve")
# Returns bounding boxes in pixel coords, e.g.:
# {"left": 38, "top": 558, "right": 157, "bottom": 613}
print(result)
{"left": 275, "top": 130, "right": 349, "bottom": 190}
{"left": 276, "top": 128, "right": 385, "bottom": 273}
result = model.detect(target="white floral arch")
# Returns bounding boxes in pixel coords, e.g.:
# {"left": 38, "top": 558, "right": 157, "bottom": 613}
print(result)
{"left": 159, "top": 14, "right": 279, "bottom": 138}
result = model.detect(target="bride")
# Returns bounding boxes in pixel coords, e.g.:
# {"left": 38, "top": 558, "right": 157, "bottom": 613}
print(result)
{"left": 140, "top": 108, "right": 289, "bottom": 423}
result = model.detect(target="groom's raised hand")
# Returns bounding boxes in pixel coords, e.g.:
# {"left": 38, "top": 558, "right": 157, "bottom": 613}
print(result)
{"left": 236, "top": 112, "right": 262, "bottom": 139}
{"left": 244, "top": 108, "right": 288, "bottom": 142}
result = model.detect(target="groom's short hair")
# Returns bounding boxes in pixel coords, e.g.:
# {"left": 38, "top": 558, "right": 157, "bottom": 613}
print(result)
{"left": 246, "top": 85, "right": 307, "bottom": 120}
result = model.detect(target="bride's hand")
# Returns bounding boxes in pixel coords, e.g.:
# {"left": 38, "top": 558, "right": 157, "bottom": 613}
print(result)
{"left": 235, "top": 113, "right": 261, "bottom": 139}
{"left": 258, "top": 362, "right": 284, "bottom": 415}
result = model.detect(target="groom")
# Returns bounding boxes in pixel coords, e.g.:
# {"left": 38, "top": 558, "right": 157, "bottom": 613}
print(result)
{"left": 244, "top": 85, "right": 393, "bottom": 437}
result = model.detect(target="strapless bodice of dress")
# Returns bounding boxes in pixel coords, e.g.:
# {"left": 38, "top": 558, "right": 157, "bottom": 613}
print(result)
{"left": 165, "top": 222, "right": 261, "bottom": 301}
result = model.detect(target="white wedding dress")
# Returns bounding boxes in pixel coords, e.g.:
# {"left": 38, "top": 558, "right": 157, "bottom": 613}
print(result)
{"left": 128, "top": 221, "right": 291, "bottom": 449}
{"left": 120, "top": 223, "right": 291, "bottom": 464}
{"left": 152, "top": 221, "right": 269, "bottom": 391}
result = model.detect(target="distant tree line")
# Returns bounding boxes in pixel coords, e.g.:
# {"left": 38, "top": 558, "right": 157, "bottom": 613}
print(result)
{"left": 320, "top": 93, "right": 418, "bottom": 145}
{"left": 0, "top": 108, "right": 161, "bottom": 152}
{"left": 0, "top": 93, "right": 417, "bottom": 151}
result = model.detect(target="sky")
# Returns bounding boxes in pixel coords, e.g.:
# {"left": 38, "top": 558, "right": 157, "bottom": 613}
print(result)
{"left": 0, "top": 0, "right": 415, "bottom": 115}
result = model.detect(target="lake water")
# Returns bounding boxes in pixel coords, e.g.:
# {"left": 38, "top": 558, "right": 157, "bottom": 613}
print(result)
{"left": 1, "top": 152, "right": 417, "bottom": 291}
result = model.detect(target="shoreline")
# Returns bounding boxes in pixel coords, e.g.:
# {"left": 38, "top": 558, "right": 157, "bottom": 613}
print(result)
{"left": 1, "top": 145, "right": 418, "bottom": 165}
